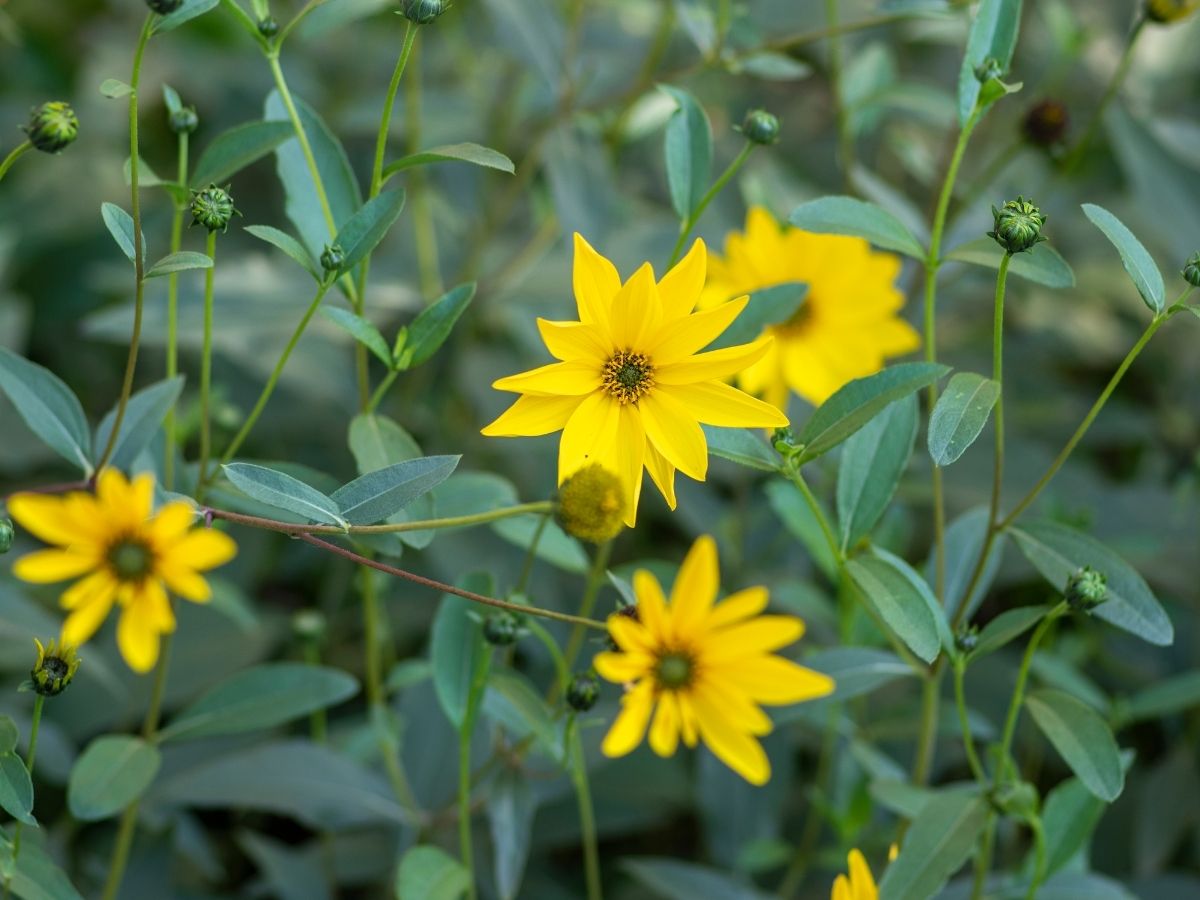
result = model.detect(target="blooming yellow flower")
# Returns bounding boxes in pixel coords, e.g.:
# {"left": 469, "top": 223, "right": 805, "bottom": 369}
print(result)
{"left": 481, "top": 234, "right": 789, "bottom": 526}
{"left": 8, "top": 469, "right": 236, "bottom": 673}
{"left": 593, "top": 535, "right": 833, "bottom": 784}
{"left": 703, "top": 206, "right": 920, "bottom": 409}
{"left": 831, "top": 849, "right": 879, "bottom": 900}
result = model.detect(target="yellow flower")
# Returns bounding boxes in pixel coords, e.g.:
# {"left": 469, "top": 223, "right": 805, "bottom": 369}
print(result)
{"left": 593, "top": 535, "right": 833, "bottom": 784}
{"left": 703, "top": 206, "right": 921, "bottom": 409}
{"left": 481, "top": 234, "right": 788, "bottom": 526}
{"left": 8, "top": 469, "right": 236, "bottom": 673}
{"left": 831, "top": 849, "right": 879, "bottom": 900}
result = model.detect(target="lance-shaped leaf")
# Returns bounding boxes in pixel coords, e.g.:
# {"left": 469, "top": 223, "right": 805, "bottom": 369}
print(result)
{"left": 0, "top": 347, "right": 92, "bottom": 474}
{"left": 879, "top": 792, "right": 989, "bottom": 899}
{"left": 191, "top": 120, "right": 295, "bottom": 188}
{"left": 94, "top": 376, "right": 184, "bottom": 471}
{"left": 331, "top": 455, "right": 460, "bottom": 524}
{"left": 1026, "top": 689, "right": 1124, "bottom": 801}
{"left": 957, "top": 0, "right": 1024, "bottom": 123}
{"left": 394, "top": 283, "right": 477, "bottom": 370}
{"left": 68, "top": 736, "right": 161, "bottom": 821}
{"left": 927, "top": 372, "right": 1000, "bottom": 466}
{"left": 660, "top": 85, "right": 713, "bottom": 220}
{"left": 1081, "top": 203, "right": 1166, "bottom": 314}
{"left": 332, "top": 189, "right": 407, "bottom": 275}
{"left": 789, "top": 196, "right": 926, "bottom": 260}
{"left": 837, "top": 394, "right": 917, "bottom": 550}
{"left": 383, "top": 142, "right": 515, "bottom": 180}
{"left": 223, "top": 463, "right": 348, "bottom": 528}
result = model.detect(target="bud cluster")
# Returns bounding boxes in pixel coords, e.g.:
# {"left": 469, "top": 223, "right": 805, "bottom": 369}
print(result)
{"left": 484, "top": 612, "right": 521, "bottom": 646}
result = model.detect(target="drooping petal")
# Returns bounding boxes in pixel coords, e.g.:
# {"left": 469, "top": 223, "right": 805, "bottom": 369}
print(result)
{"left": 707, "top": 616, "right": 805, "bottom": 662}
{"left": 12, "top": 549, "right": 98, "bottom": 583}
{"left": 481, "top": 394, "right": 585, "bottom": 436}
{"left": 668, "top": 535, "right": 719, "bottom": 636}
{"left": 705, "top": 586, "right": 769, "bottom": 628}
{"left": 643, "top": 443, "right": 677, "bottom": 510}
{"left": 537, "top": 319, "right": 612, "bottom": 362}
{"left": 60, "top": 577, "right": 117, "bottom": 647}
{"left": 116, "top": 595, "right": 162, "bottom": 673}
{"left": 691, "top": 687, "right": 771, "bottom": 785}
{"left": 659, "top": 381, "right": 788, "bottom": 428}
{"left": 655, "top": 335, "right": 774, "bottom": 385}
{"left": 162, "top": 527, "right": 237, "bottom": 573}
{"left": 648, "top": 691, "right": 681, "bottom": 757}
{"left": 714, "top": 655, "right": 834, "bottom": 705}
{"left": 492, "top": 360, "right": 600, "bottom": 396}
{"left": 644, "top": 295, "right": 748, "bottom": 365}
{"left": 608, "top": 263, "right": 661, "bottom": 351}
{"left": 600, "top": 680, "right": 655, "bottom": 758}
{"left": 639, "top": 390, "right": 708, "bottom": 482}
{"left": 656, "top": 239, "right": 706, "bottom": 320}
{"left": 573, "top": 233, "right": 621, "bottom": 328}
{"left": 560, "top": 394, "right": 648, "bottom": 524}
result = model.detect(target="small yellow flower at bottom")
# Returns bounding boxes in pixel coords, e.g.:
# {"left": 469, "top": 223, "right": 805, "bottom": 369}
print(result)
{"left": 831, "top": 849, "right": 879, "bottom": 900}
{"left": 31, "top": 638, "right": 80, "bottom": 696}
{"left": 7, "top": 469, "right": 236, "bottom": 674}
{"left": 593, "top": 535, "right": 833, "bottom": 785}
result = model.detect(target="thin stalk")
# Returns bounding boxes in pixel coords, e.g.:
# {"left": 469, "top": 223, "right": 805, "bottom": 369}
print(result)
{"left": 514, "top": 511, "right": 551, "bottom": 597}
{"left": 101, "top": 634, "right": 173, "bottom": 900}
{"left": 1062, "top": 16, "right": 1146, "bottom": 173}
{"left": 953, "top": 659, "right": 988, "bottom": 784}
{"left": 560, "top": 540, "right": 613, "bottom": 677}
{"left": 196, "top": 230, "right": 218, "bottom": 498}
{"left": 910, "top": 673, "right": 940, "bottom": 787}
{"left": 785, "top": 467, "right": 841, "bottom": 566}
{"left": 366, "top": 369, "right": 400, "bottom": 413}
{"left": 407, "top": 40, "right": 443, "bottom": 299}
{"left": 0, "top": 140, "right": 32, "bottom": 183}
{"left": 96, "top": 15, "right": 155, "bottom": 473}
{"left": 276, "top": 0, "right": 328, "bottom": 49}
{"left": 457, "top": 652, "right": 492, "bottom": 900}
{"left": 970, "top": 813, "right": 996, "bottom": 900}
{"left": 219, "top": 0, "right": 268, "bottom": 48}
{"left": 219, "top": 281, "right": 332, "bottom": 464}
{"left": 163, "top": 130, "right": 189, "bottom": 490}
{"left": 667, "top": 142, "right": 755, "bottom": 266}
{"left": 3, "top": 695, "right": 44, "bottom": 896}
{"left": 1026, "top": 818, "right": 1048, "bottom": 900}
{"left": 825, "top": 0, "right": 854, "bottom": 188}
{"left": 302, "top": 638, "right": 327, "bottom": 743}
{"left": 207, "top": 500, "right": 554, "bottom": 535}
{"left": 569, "top": 721, "right": 603, "bottom": 900}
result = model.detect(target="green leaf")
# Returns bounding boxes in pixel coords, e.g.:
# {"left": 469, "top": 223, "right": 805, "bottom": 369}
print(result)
{"left": 99, "top": 78, "right": 132, "bottom": 99}
{"left": 879, "top": 792, "right": 989, "bottom": 900}
{"left": 846, "top": 554, "right": 944, "bottom": 664}
{"left": 144, "top": 251, "right": 214, "bottom": 279}
{"left": 927, "top": 372, "right": 1000, "bottom": 466}
{"left": 347, "top": 414, "right": 436, "bottom": 550}
{"left": 395, "top": 283, "right": 477, "bottom": 370}
{"left": 623, "top": 859, "right": 773, "bottom": 900}
{"left": 487, "top": 769, "right": 535, "bottom": 900}
{"left": 1081, "top": 203, "right": 1166, "bottom": 314}
{"left": 731, "top": 50, "right": 813, "bottom": 81}
{"left": 431, "top": 573, "right": 493, "bottom": 730}
{"left": 492, "top": 515, "right": 588, "bottom": 574}
{"left": 957, "top": 0, "right": 1024, "bottom": 123}
{"left": 151, "top": 0, "right": 220, "bottom": 34}
{"left": 936, "top": 506, "right": 1004, "bottom": 622}
{"left": 0, "top": 717, "right": 16, "bottom": 754}
{"left": 332, "top": 189, "right": 407, "bottom": 275}
{"left": 1011, "top": 520, "right": 1173, "bottom": 646}
{"left": 944, "top": 237, "right": 1075, "bottom": 288}
{"left": 67, "top": 736, "right": 160, "bottom": 821}
{"left": 245, "top": 224, "right": 322, "bottom": 281}
{"left": 162, "top": 83, "right": 183, "bottom": 116}
{"left": 802, "top": 648, "right": 916, "bottom": 703}
{"left": 222, "top": 462, "right": 348, "bottom": 527}
{"left": 702, "top": 426, "right": 780, "bottom": 472}
{"left": 482, "top": 670, "right": 566, "bottom": 764}
{"left": 1038, "top": 775, "right": 1107, "bottom": 878}
{"left": 190, "top": 120, "right": 295, "bottom": 188}
{"left": 331, "top": 455, "right": 459, "bottom": 525}
{"left": 788, "top": 196, "right": 926, "bottom": 259}
{"left": 0, "top": 751, "right": 35, "bottom": 825}
{"left": 6, "top": 836, "right": 85, "bottom": 900}
{"left": 383, "top": 142, "right": 515, "bottom": 180}
{"left": 94, "top": 375, "right": 184, "bottom": 471}
{"left": 0, "top": 347, "right": 92, "bottom": 473}
{"left": 797, "top": 362, "right": 949, "bottom": 462}
{"left": 765, "top": 481, "right": 837, "bottom": 582}
{"left": 1120, "top": 670, "right": 1200, "bottom": 725}
{"left": 660, "top": 85, "right": 713, "bottom": 220}
{"left": 395, "top": 845, "right": 470, "bottom": 900}
{"left": 100, "top": 202, "right": 145, "bottom": 264}
{"left": 704, "top": 282, "right": 806, "bottom": 351}
{"left": 321, "top": 307, "right": 392, "bottom": 367}
{"left": 837, "top": 394, "right": 917, "bottom": 550}
{"left": 159, "top": 663, "right": 359, "bottom": 742}
{"left": 1026, "top": 689, "right": 1124, "bottom": 801}
{"left": 969, "top": 605, "right": 1051, "bottom": 661}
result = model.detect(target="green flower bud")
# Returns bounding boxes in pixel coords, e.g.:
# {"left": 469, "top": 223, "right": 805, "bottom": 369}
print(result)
{"left": 292, "top": 609, "right": 327, "bottom": 642}
{"left": 1065, "top": 566, "right": 1107, "bottom": 612}
{"left": 992, "top": 781, "right": 1039, "bottom": 822}
{"left": 0, "top": 518, "right": 13, "bottom": 554}
{"left": 320, "top": 244, "right": 345, "bottom": 272}
{"left": 169, "top": 106, "right": 199, "bottom": 135}
{"left": 954, "top": 625, "right": 980, "bottom": 654}
{"left": 988, "top": 196, "right": 1047, "bottom": 254}
{"left": 400, "top": 0, "right": 447, "bottom": 24}
{"left": 557, "top": 463, "right": 626, "bottom": 544}
{"left": 565, "top": 672, "right": 599, "bottom": 712}
{"left": 974, "top": 57, "right": 1003, "bottom": 83}
{"left": 31, "top": 638, "right": 80, "bottom": 697}
{"left": 189, "top": 184, "right": 239, "bottom": 233}
{"left": 1182, "top": 253, "right": 1200, "bottom": 288}
{"left": 739, "top": 109, "right": 780, "bottom": 146}
{"left": 23, "top": 101, "right": 79, "bottom": 154}
{"left": 147, "top": 0, "right": 184, "bottom": 13}
{"left": 1146, "top": 0, "right": 1198, "bottom": 24}
{"left": 483, "top": 612, "right": 520, "bottom": 646}
{"left": 1022, "top": 99, "right": 1069, "bottom": 148}
{"left": 258, "top": 16, "right": 279, "bottom": 37}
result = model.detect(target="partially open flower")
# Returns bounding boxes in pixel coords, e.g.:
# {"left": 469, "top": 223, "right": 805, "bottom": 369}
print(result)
{"left": 31, "top": 638, "right": 80, "bottom": 697}
{"left": 24, "top": 102, "right": 78, "bottom": 154}
{"left": 1146, "top": 0, "right": 1198, "bottom": 24}
{"left": 556, "top": 463, "right": 626, "bottom": 544}
{"left": 989, "top": 196, "right": 1047, "bottom": 254}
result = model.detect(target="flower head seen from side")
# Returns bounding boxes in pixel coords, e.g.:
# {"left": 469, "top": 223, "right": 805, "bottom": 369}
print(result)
{"left": 481, "top": 235, "right": 788, "bottom": 525}
{"left": 8, "top": 469, "right": 237, "bottom": 673}
{"left": 831, "top": 849, "right": 881, "bottom": 900}
{"left": 593, "top": 535, "right": 833, "bottom": 784}
{"left": 703, "top": 206, "right": 921, "bottom": 410}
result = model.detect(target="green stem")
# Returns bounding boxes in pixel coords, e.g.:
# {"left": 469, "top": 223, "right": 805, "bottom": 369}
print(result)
{"left": 207, "top": 500, "right": 554, "bottom": 535}
{"left": 303, "top": 638, "right": 327, "bottom": 743}
{"left": 667, "top": 142, "right": 756, "bottom": 267}
{"left": 101, "top": 633, "right": 173, "bottom": 900}
{"left": 196, "top": 230, "right": 218, "bottom": 498}
{"left": 570, "top": 721, "right": 603, "bottom": 900}
{"left": 560, "top": 540, "right": 613, "bottom": 677}
{"left": 970, "top": 813, "right": 996, "bottom": 900}
{"left": 407, "top": 40, "right": 442, "bottom": 300}
{"left": 366, "top": 369, "right": 400, "bottom": 413}
{"left": 4, "top": 695, "right": 44, "bottom": 894}
{"left": 0, "top": 140, "right": 32, "bottom": 183}
{"left": 276, "top": 0, "right": 327, "bottom": 49}
{"left": 218, "top": 280, "right": 332, "bottom": 464}
{"left": 910, "top": 673, "right": 940, "bottom": 788}
{"left": 95, "top": 15, "right": 155, "bottom": 474}
{"left": 457, "top": 651, "right": 491, "bottom": 900}
{"left": 825, "top": 0, "right": 854, "bottom": 188}
{"left": 953, "top": 659, "right": 988, "bottom": 784}
{"left": 785, "top": 466, "right": 842, "bottom": 567}
{"left": 514, "top": 511, "right": 551, "bottom": 597}
{"left": 994, "top": 605, "right": 1064, "bottom": 783}
{"left": 163, "top": 131, "right": 189, "bottom": 491}
{"left": 1062, "top": 17, "right": 1145, "bottom": 173}
{"left": 219, "top": 0, "right": 268, "bottom": 48}
{"left": 1026, "top": 818, "right": 1048, "bottom": 900}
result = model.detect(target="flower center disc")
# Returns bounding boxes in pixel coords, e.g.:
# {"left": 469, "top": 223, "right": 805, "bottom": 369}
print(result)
{"left": 108, "top": 539, "right": 154, "bottom": 580}
{"left": 602, "top": 351, "right": 654, "bottom": 404}
{"left": 655, "top": 651, "right": 693, "bottom": 690}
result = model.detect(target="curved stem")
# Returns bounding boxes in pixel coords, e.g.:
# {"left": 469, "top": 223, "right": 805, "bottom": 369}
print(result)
{"left": 207, "top": 500, "right": 554, "bottom": 535}
{"left": 407, "top": 40, "right": 442, "bottom": 299}
{"left": 219, "top": 281, "right": 332, "bottom": 464}
{"left": 1026, "top": 818, "right": 1048, "bottom": 900}
{"left": 0, "top": 140, "right": 32, "bottom": 183}
{"left": 1062, "top": 17, "right": 1146, "bottom": 173}
{"left": 785, "top": 466, "right": 842, "bottom": 567}
{"left": 953, "top": 659, "right": 988, "bottom": 784}
{"left": 96, "top": 15, "right": 155, "bottom": 473}
{"left": 163, "top": 131, "right": 189, "bottom": 490}
{"left": 667, "top": 142, "right": 755, "bottom": 267}
{"left": 196, "top": 230, "right": 218, "bottom": 498}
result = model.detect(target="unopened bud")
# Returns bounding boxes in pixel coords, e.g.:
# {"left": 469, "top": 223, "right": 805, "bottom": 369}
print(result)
{"left": 1182, "top": 253, "right": 1200, "bottom": 288}
{"left": 989, "top": 196, "right": 1047, "bottom": 254}
{"left": 258, "top": 16, "right": 279, "bottom": 37}
{"left": 1065, "top": 566, "right": 1107, "bottom": 612}
{"left": 24, "top": 102, "right": 78, "bottom": 154}
{"left": 483, "top": 612, "right": 520, "bottom": 646}
{"left": 557, "top": 463, "right": 626, "bottom": 544}
{"left": 565, "top": 672, "right": 599, "bottom": 711}
{"left": 738, "top": 109, "right": 780, "bottom": 146}
{"left": 0, "top": 518, "right": 13, "bottom": 554}
{"left": 400, "top": 0, "right": 447, "bottom": 24}
{"left": 189, "top": 184, "right": 239, "bottom": 233}
{"left": 974, "top": 57, "right": 1004, "bottom": 83}
{"left": 954, "top": 625, "right": 980, "bottom": 654}
{"left": 292, "top": 610, "right": 327, "bottom": 642}
{"left": 1022, "top": 100, "right": 1068, "bottom": 148}
{"left": 169, "top": 106, "right": 199, "bottom": 135}
{"left": 320, "top": 244, "right": 345, "bottom": 272}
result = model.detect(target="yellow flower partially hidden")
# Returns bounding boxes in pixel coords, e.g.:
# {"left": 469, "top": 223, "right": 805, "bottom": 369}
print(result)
{"left": 481, "top": 234, "right": 788, "bottom": 526}
{"left": 831, "top": 849, "right": 879, "bottom": 900}
{"left": 594, "top": 535, "right": 833, "bottom": 784}
{"left": 8, "top": 469, "right": 237, "bottom": 673}
{"left": 703, "top": 207, "right": 921, "bottom": 410}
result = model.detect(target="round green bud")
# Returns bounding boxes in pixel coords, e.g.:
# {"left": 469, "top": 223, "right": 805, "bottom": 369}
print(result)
{"left": 1065, "top": 566, "right": 1107, "bottom": 612}
{"left": 557, "top": 463, "right": 626, "bottom": 544}
{"left": 258, "top": 16, "right": 279, "bottom": 37}
{"left": 1146, "top": 0, "right": 1198, "bottom": 24}
{"left": 31, "top": 638, "right": 80, "bottom": 697}
{"left": 169, "top": 106, "right": 199, "bottom": 135}
{"left": 739, "top": 109, "right": 780, "bottom": 146}
{"left": 400, "top": 0, "right": 447, "bottom": 24}
{"left": 189, "top": 184, "right": 239, "bottom": 233}
{"left": 1022, "top": 99, "right": 1069, "bottom": 148}
{"left": 988, "top": 196, "right": 1047, "bottom": 254}
{"left": 974, "top": 56, "right": 1003, "bottom": 83}
{"left": 992, "top": 781, "right": 1039, "bottom": 822}
{"left": 565, "top": 672, "right": 600, "bottom": 712}
{"left": 23, "top": 101, "right": 79, "bottom": 154}
{"left": 320, "top": 244, "right": 345, "bottom": 272}
{"left": 954, "top": 625, "right": 979, "bottom": 654}
{"left": 291, "top": 609, "right": 327, "bottom": 642}
{"left": 772, "top": 426, "right": 800, "bottom": 456}
{"left": 147, "top": 0, "right": 184, "bottom": 13}
{"left": 1182, "top": 253, "right": 1200, "bottom": 288}
{"left": 0, "top": 518, "right": 13, "bottom": 554}
{"left": 483, "top": 612, "right": 520, "bottom": 646}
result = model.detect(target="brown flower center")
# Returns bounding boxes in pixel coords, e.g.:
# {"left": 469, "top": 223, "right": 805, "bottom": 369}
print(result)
{"left": 602, "top": 351, "right": 654, "bottom": 404}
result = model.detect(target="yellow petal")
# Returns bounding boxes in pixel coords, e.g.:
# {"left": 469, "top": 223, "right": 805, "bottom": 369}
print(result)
{"left": 159, "top": 563, "right": 213, "bottom": 603}
{"left": 694, "top": 679, "right": 772, "bottom": 735}
{"left": 645, "top": 295, "right": 748, "bottom": 365}
{"left": 164, "top": 527, "right": 237, "bottom": 572}
{"left": 573, "top": 233, "right": 620, "bottom": 328}
{"left": 481, "top": 394, "right": 584, "bottom": 436}
{"left": 559, "top": 394, "right": 645, "bottom": 525}
{"left": 593, "top": 650, "right": 652, "bottom": 684}
{"left": 12, "top": 549, "right": 98, "bottom": 583}
{"left": 668, "top": 535, "right": 719, "bottom": 635}
{"left": 492, "top": 361, "right": 600, "bottom": 396}
{"left": 638, "top": 390, "right": 707, "bottom": 481}
{"left": 656, "top": 238, "right": 706, "bottom": 320}
{"left": 715, "top": 655, "right": 834, "bottom": 705}
{"left": 648, "top": 691, "right": 681, "bottom": 757}
{"left": 150, "top": 501, "right": 198, "bottom": 541}
{"left": 60, "top": 577, "right": 117, "bottom": 647}
{"left": 832, "top": 874, "right": 852, "bottom": 900}
{"left": 608, "top": 263, "right": 661, "bottom": 351}
{"left": 655, "top": 335, "right": 774, "bottom": 386}
{"left": 848, "top": 849, "right": 877, "bottom": 900}
{"left": 61, "top": 570, "right": 116, "bottom": 610}
{"left": 117, "top": 596, "right": 162, "bottom": 673}
{"left": 706, "top": 587, "right": 769, "bottom": 629}
{"left": 7, "top": 493, "right": 90, "bottom": 547}
{"left": 660, "top": 381, "right": 788, "bottom": 428}
{"left": 643, "top": 443, "right": 677, "bottom": 510}
{"left": 537, "top": 319, "right": 612, "bottom": 362}
{"left": 708, "top": 616, "right": 805, "bottom": 662}
{"left": 677, "top": 694, "right": 699, "bottom": 747}
{"left": 632, "top": 569, "right": 670, "bottom": 642}
{"left": 607, "top": 614, "right": 655, "bottom": 656}
{"left": 692, "top": 687, "right": 770, "bottom": 785}
{"left": 601, "top": 680, "right": 655, "bottom": 758}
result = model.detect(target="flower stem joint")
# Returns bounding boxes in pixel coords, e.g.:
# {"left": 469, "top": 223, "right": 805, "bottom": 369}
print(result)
{"left": 565, "top": 672, "right": 600, "bottom": 712}
{"left": 30, "top": 638, "right": 80, "bottom": 697}
{"left": 1065, "top": 566, "right": 1107, "bottom": 613}
{"left": 1146, "top": 0, "right": 1198, "bottom": 24}
{"left": 737, "top": 109, "right": 780, "bottom": 146}
{"left": 189, "top": 184, "right": 240, "bottom": 233}
{"left": 146, "top": 0, "right": 184, "bottom": 13}
{"left": 24, "top": 102, "right": 79, "bottom": 154}
{"left": 483, "top": 612, "right": 521, "bottom": 646}
{"left": 399, "top": 0, "right": 448, "bottom": 24}
{"left": 1182, "top": 253, "right": 1200, "bottom": 288}
{"left": 988, "top": 196, "right": 1047, "bottom": 255}
{"left": 556, "top": 464, "right": 626, "bottom": 544}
